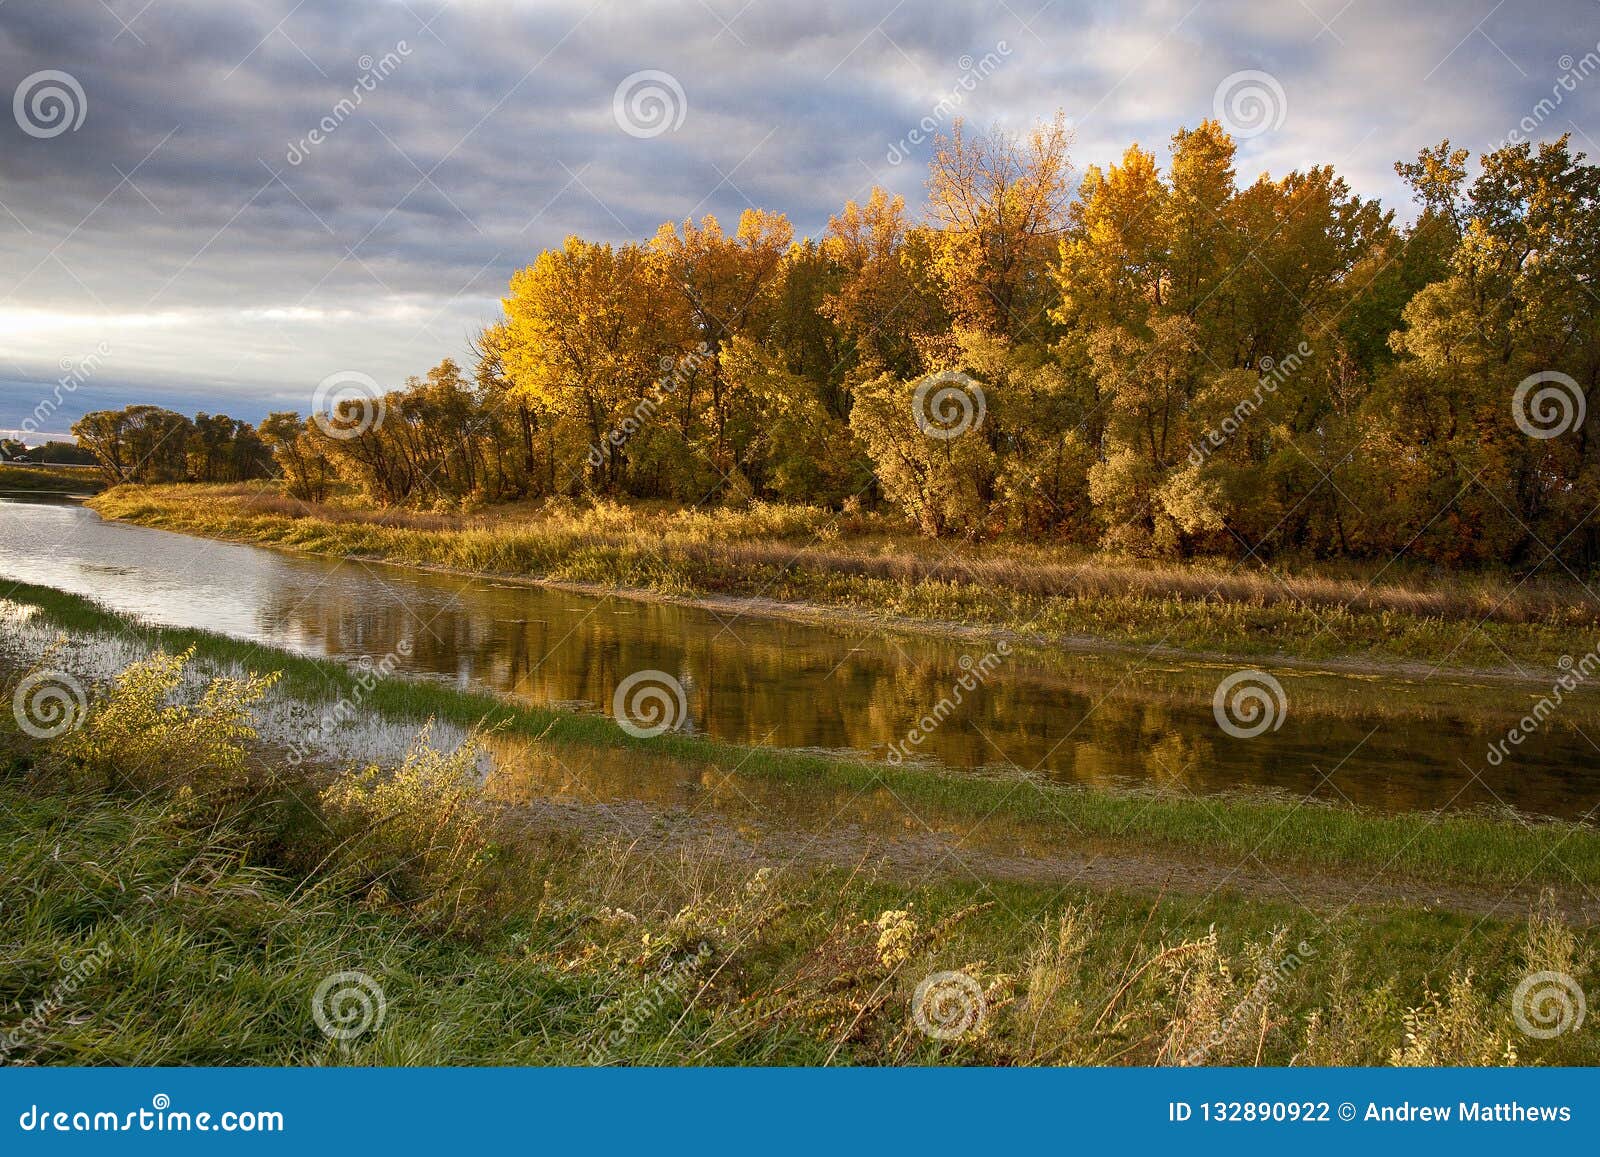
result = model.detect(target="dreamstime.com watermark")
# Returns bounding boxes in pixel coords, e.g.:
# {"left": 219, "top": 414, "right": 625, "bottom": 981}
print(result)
{"left": 1, "top": 939, "right": 114, "bottom": 1062}
{"left": 1512, "top": 370, "right": 1586, "bottom": 439}
{"left": 1184, "top": 938, "right": 1316, "bottom": 1065}
{"left": 1213, "top": 70, "right": 1286, "bottom": 139}
{"left": 586, "top": 941, "right": 712, "bottom": 1064}
{"left": 1212, "top": 669, "right": 1288, "bottom": 739}
{"left": 886, "top": 643, "right": 1011, "bottom": 765}
{"left": 11, "top": 668, "right": 88, "bottom": 740}
{"left": 285, "top": 643, "right": 413, "bottom": 766}
{"left": 286, "top": 42, "right": 412, "bottom": 165}
{"left": 311, "top": 369, "right": 387, "bottom": 440}
{"left": 1510, "top": 971, "right": 1587, "bottom": 1039}
{"left": 1495, "top": 42, "right": 1600, "bottom": 150}
{"left": 588, "top": 343, "right": 713, "bottom": 469}
{"left": 911, "top": 371, "right": 987, "bottom": 441}
{"left": 912, "top": 970, "right": 987, "bottom": 1040}
{"left": 17, "top": 1095, "right": 283, "bottom": 1134}
{"left": 311, "top": 970, "right": 387, "bottom": 1043}
{"left": 13, "top": 69, "right": 86, "bottom": 139}
{"left": 612, "top": 668, "right": 691, "bottom": 738}
{"left": 1485, "top": 647, "right": 1600, "bottom": 767}
{"left": 16, "top": 342, "right": 111, "bottom": 441}
{"left": 1187, "top": 342, "right": 1313, "bottom": 466}
{"left": 613, "top": 70, "right": 687, "bottom": 138}
{"left": 885, "top": 43, "right": 1011, "bottom": 165}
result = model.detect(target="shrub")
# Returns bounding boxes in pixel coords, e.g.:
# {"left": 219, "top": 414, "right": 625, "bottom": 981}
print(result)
{"left": 1390, "top": 971, "right": 1520, "bottom": 1066}
{"left": 318, "top": 724, "right": 492, "bottom": 930}
{"left": 60, "top": 648, "right": 276, "bottom": 796}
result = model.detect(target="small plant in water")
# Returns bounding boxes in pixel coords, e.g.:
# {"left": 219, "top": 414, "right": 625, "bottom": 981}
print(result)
{"left": 60, "top": 647, "right": 276, "bottom": 795}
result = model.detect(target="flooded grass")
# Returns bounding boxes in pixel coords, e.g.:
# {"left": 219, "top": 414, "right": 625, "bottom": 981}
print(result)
{"left": 5, "top": 579, "right": 1598, "bottom": 1066}
{"left": 0, "top": 464, "right": 103, "bottom": 496}
{"left": 6, "top": 577, "right": 1600, "bottom": 896}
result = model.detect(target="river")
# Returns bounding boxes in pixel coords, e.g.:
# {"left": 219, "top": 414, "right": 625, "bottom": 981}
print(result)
{"left": 2, "top": 496, "right": 1596, "bottom": 820}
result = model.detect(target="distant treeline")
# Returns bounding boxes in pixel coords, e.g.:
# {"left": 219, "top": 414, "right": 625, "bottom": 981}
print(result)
{"left": 72, "top": 406, "right": 273, "bottom": 485}
{"left": 1, "top": 438, "right": 95, "bottom": 465}
{"left": 72, "top": 118, "right": 1600, "bottom": 565}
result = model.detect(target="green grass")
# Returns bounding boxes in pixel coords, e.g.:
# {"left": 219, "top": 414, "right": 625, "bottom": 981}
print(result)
{"left": 6, "top": 576, "right": 1600, "bottom": 894}
{"left": 2, "top": 777, "right": 1592, "bottom": 1066}
{"left": 4, "top": 580, "right": 1597, "bottom": 1066}
{"left": 89, "top": 483, "right": 1599, "bottom": 674}
{"left": 0, "top": 463, "right": 102, "bottom": 495}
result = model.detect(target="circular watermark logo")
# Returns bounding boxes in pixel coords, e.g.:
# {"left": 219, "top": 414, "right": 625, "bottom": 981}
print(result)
{"left": 612, "top": 669, "right": 689, "bottom": 738}
{"left": 1511, "top": 971, "right": 1586, "bottom": 1039}
{"left": 312, "top": 970, "right": 387, "bottom": 1042}
{"left": 311, "top": 370, "right": 386, "bottom": 440}
{"left": 911, "top": 970, "right": 986, "bottom": 1040}
{"left": 1213, "top": 70, "right": 1286, "bottom": 139}
{"left": 912, "top": 371, "right": 986, "bottom": 441}
{"left": 13, "top": 70, "right": 87, "bottom": 139}
{"left": 612, "top": 70, "right": 687, "bottom": 138}
{"left": 1512, "top": 371, "right": 1585, "bottom": 439}
{"left": 12, "top": 669, "right": 87, "bottom": 739}
{"left": 1211, "top": 669, "right": 1287, "bottom": 738}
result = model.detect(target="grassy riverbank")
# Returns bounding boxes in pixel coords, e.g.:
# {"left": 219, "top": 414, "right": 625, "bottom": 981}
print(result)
{"left": 10, "top": 773, "right": 1591, "bottom": 1066}
{"left": 2, "top": 595, "right": 1596, "bottom": 1065}
{"left": 7, "top": 578, "right": 1600, "bottom": 895}
{"left": 88, "top": 484, "right": 1599, "bottom": 675}
{"left": 0, "top": 463, "right": 102, "bottom": 496}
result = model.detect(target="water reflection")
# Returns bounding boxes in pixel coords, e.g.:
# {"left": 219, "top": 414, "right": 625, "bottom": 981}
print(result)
{"left": 3, "top": 496, "right": 1598, "bottom": 819}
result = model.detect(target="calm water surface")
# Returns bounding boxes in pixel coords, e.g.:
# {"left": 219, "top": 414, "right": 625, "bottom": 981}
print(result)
{"left": 2, "top": 497, "right": 1597, "bottom": 819}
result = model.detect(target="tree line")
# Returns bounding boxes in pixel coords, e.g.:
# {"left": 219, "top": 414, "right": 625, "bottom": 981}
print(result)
{"left": 75, "top": 117, "right": 1600, "bottom": 565}
{"left": 71, "top": 406, "right": 272, "bottom": 484}
{"left": 1, "top": 438, "right": 95, "bottom": 465}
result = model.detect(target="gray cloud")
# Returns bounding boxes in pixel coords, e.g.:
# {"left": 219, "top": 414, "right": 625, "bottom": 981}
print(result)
{"left": 2, "top": 0, "right": 1598, "bottom": 433}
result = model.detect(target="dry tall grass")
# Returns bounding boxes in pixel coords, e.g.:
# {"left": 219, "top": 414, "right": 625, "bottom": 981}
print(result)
{"left": 120, "top": 484, "right": 1598, "bottom": 628}
{"left": 5, "top": 641, "right": 1595, "bottom": 1066}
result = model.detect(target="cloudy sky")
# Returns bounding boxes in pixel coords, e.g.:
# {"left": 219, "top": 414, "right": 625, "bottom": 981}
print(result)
{"left": 2, "top": 0, "right": 1597, "bottom": 440}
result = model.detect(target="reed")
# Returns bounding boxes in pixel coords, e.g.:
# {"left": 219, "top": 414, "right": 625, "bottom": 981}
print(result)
{"left": 1, "top": 744, "right": 1589, "bottom": 1066}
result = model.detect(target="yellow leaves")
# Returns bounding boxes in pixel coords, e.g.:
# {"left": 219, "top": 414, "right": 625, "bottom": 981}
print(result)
{"left": 501, "top": 235, "right": 673, "bottom": 428}
{"left": 1389, "top": 971, "right": 1520, "bottom": 1067}
{"left": 873, "top": 909, "right": 919, "bottom": 970}
{"left": 1167, "top": 118, "right": 1237, "bottom": 200}
{"left": 60, "top": 647, "right": 276, "bottom": 795}
{"left": 849, "top": 370, "right": 997, "bottom": 538}
{"left": 1055, "top": 141, "right": 1169, "bottom": 325}
{"left": 1158, "top": 465, "right": 1228, "bottom": 536}
{"left": 925, "top": 112, "right": 1073, "bottom": 337}
{"left": 650, "top": 209, "right": 793, "bottom": 341}
{"left": 825, "top": 186, "right": 907, "bottom": 269}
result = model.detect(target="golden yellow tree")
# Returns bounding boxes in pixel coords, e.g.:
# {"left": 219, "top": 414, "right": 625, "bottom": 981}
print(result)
{"left": 1053, "top": 143, "right": 1169, "bottom": 329}
{"left": 650, "top": 209, "right": 794, "bottom": 471}
{"left": 501, "top": 236, "right": 677, "bottom": 490}
{"left": 925, "top": 113, "right": 1072, "bottom": 340}
{"left": 822, "top": 187, "right": 946, "bottom": 377}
